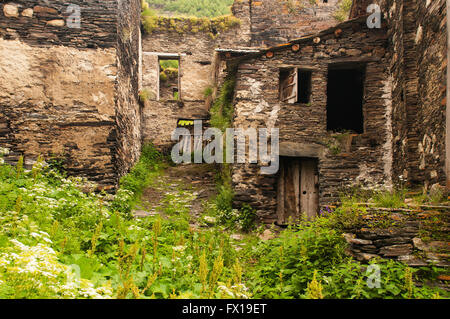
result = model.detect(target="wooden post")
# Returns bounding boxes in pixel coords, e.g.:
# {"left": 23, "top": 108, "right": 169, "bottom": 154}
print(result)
{"left": 447, "top": 0, "right": 450, "bottom": 188}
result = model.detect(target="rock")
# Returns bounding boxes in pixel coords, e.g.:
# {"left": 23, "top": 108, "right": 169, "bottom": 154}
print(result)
{"left": 401, "top": 256, "right": 428, "bottom": 267}
{"left": 437, "top": 275, "right": 450, "bottom": 281}
{"left": 390, "top": 213, "right": 404, "bottom": 221}
{"left": 46, "top": 20, "right": 65, "bottom": 27}
{"left": 259, "top": 229, "right": 274, "bottom": 241}
{"left": 429, "top": 183, "right": 445, "bottom": 201}
{"left": 230, "top": 234, "right": 244, "bottom": 241}
{"left": 379, "top": 244, "right": 413, "bottom": 257}
{"left": 346, "top": 49, "right": 362, "bottom": 56}
{"left": 21, "top": 8, "right": 33, "bottom": 18}
{"left": 133, "top": 210, "right": 157, "bottom": 218}
{"left": 33, "top": 6, "right": 58, "bottom": 15}
{"left": 3, "top": 4, "right": 19, "bottom": 18}
{"left": 355, "top": 252, "right": 379, "bottom": 261}
{"left": 374, "top": 237, "right": 412, "bottom": 247}
{"left": 351, "top": 238, "right": 373, "bottom": 245}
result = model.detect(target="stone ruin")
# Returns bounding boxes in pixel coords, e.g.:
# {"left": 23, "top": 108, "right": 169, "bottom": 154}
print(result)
{"left": 0, "top": 0, "right": 448, "bottom": 229}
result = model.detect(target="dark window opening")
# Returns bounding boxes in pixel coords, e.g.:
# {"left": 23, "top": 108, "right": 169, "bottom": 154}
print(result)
{"left": 298, "top": 70, "right": 312, "bottom": 104}
{"left": 279, "top": 68, "right": 312, "bottom": 104}
{"left": 159, "top": 58, "right": 180, "bottom": 100}
{"left": 326, "top": 65, "right": 365, "bottom": 133}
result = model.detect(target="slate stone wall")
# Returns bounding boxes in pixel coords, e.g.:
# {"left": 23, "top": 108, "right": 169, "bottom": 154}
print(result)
{"left": 140, "top": 1, "right": 251, "bottom": 151}
{"left": 414, "top": 0, "right": 447, "bottom": 188}
{"left": 385, "top": 0, "right": 447, "bottom": 188}
{"left": 116, "top": 0, "right": 143, "bottom": 178}
{"left": 0, "top": 0, "right": 117, "bottom": 48}
{"left": 249, "top": 0, "right": 341, "bottom": 47}
{"left": 0, "top": 0, "right": 142, "bottom": 188}
{"left": 343, "top": 206, "right": 450, "bottom": 268}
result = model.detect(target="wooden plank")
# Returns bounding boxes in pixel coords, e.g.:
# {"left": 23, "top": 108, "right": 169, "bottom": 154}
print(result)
{"left": 293, "top": 159, "right": 301, "bottom": 218}
{"left": 300, "top": 159, "right": 319, "bottom": 219}
{"left": 284, "top": 159, "right": 297, "bottom": 221}
{"left": 277, "top": 160, "right": 285, "bottom": 225}
{"left": 287, "top": 68, "right": 298, "bottom": 104}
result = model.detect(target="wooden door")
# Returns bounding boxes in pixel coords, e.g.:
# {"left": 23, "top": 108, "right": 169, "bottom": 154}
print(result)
{"left": 300, "top": 159, "right": 319, "bottom": 220}
{"left": 277, "top": 158, "right": 319, "bottom": 224}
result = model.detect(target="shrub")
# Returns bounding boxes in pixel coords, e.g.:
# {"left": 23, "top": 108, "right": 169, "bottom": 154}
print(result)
{"left": 333, "top": 0, "right": 353, "bottom": 22}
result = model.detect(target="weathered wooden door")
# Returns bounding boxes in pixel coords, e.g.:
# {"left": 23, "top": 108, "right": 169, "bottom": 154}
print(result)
{"left": 277, "top": 157, "right": 319, "bottom": 224}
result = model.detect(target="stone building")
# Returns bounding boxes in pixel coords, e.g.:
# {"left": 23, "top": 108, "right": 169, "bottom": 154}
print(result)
{"left": 0, "top": 0, "right": 448, "bottom": 225}
{"left": 226, "top": 0, "right": 448, "bottom": 224}
{"left": 0, "top": 0, "right": 142, "bottom": 188}
{"left": 140, "top": 0, "right": 341, "bottom": 151}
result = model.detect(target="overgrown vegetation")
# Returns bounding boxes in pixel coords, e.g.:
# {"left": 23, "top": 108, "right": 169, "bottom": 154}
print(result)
{"left": 334, "top": 0, "right": 353, "bottom": 22}
{"left": 0, "top": 147, "right": 447, "bottom": 299}
{"left": 0, "top": 145, "right": 251, "bottom": 298}
{"left": 242, "top": 217, "right": 448, "bottom": 299}
{"left": 209, "top": 72, "right": 236, "bottom": 132}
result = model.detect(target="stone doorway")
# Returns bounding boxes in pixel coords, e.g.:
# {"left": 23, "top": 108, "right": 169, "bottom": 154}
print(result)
{"left": 277, "top": 157, "right": 319, "bottom": 224}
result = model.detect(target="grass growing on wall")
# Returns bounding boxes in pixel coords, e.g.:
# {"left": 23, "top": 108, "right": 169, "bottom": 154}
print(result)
{"left": 141, "top": 0, "right": 240, "bottom": 35}
{"left": 145, "top": 0, "right": 235, "bottom": 18}
{"left": 209, "top": 72, "right": 236, "bottom": 132}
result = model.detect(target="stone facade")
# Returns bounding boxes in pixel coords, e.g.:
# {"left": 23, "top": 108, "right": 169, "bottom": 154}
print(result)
{"left": 383, "top": 0, "right": 447, "bottom": 188}
{"left": 0, "top": 0, "right": 117, "bottom": 48}
{"left": 0, "top": 0, "right": 142, "bottom": 188}
{"left": 226, "top": 0, "right": 448, "bottom": 224}
{"left": 230, "top": 17, "right": 392, "bottom": 223}
{"left": 141, "top": 0, "right": 341, "bottom": 151}
{"left": 249, "top": 0, "right": 341, "bottom": 47}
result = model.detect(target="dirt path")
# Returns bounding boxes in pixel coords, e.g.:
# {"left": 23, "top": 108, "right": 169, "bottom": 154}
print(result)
{"left": 133, "top": 163, "right": 219, "bottom": 225}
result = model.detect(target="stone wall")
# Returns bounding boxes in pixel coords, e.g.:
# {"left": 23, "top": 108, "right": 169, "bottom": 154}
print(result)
{"left": 414, "top": 0, "right": 447, "bottom": 188}
{"left": 140, "top": 0, "right": 344, "bottom": 152}
{"left": 249, "top": 0, "right": 341, "bottom": 47}
{"left": 343, "top": 205, "right": 450, "bottom": 268}
{"left": 385, "top": 0, "right": 447, "bottom": 188}
{"left": 116, "top": 0, "right": 143, "bottom": 178}
{"left": 0, "top": 38, "right": 118, "bottom": 185}
{"left": 141, "top": 3, "right": 250, "bottom": 151}
{"left": 385, "top": 0, "right": 409, "bottom": 185}
{"left": 0, "top": 0, "right": 142, "bottom": 188}
{"left": 230, "top": 17, "right": 391, "bottom": 223}
{"left": 0, "top": 0, "right": 117, "bottom": 48}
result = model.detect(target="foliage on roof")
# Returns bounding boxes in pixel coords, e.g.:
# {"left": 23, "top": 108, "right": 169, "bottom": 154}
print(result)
{"left": 142, "top": 1, "right": 241, "bottom": 37}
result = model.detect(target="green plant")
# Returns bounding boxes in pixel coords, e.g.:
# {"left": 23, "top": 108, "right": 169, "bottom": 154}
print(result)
{"left": 372, "top": 189, "right": 407, "bottom": 208}
{"left": 209, "top": 72, "right": 236, "bottom": 132}
{"left": 239, "top": 204, "right": 257, "bottom": 232}
{"left": 204, "top": 86, "right": 213, "bottom": 98}
{"left": 145, "top": 0, "right": 234, "bottom": 18}
{"left": 333, "top": 0, "right": 353, "bottom": 22}
{"left": 139, "top": 88, "right": 152, "bottom": 102}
